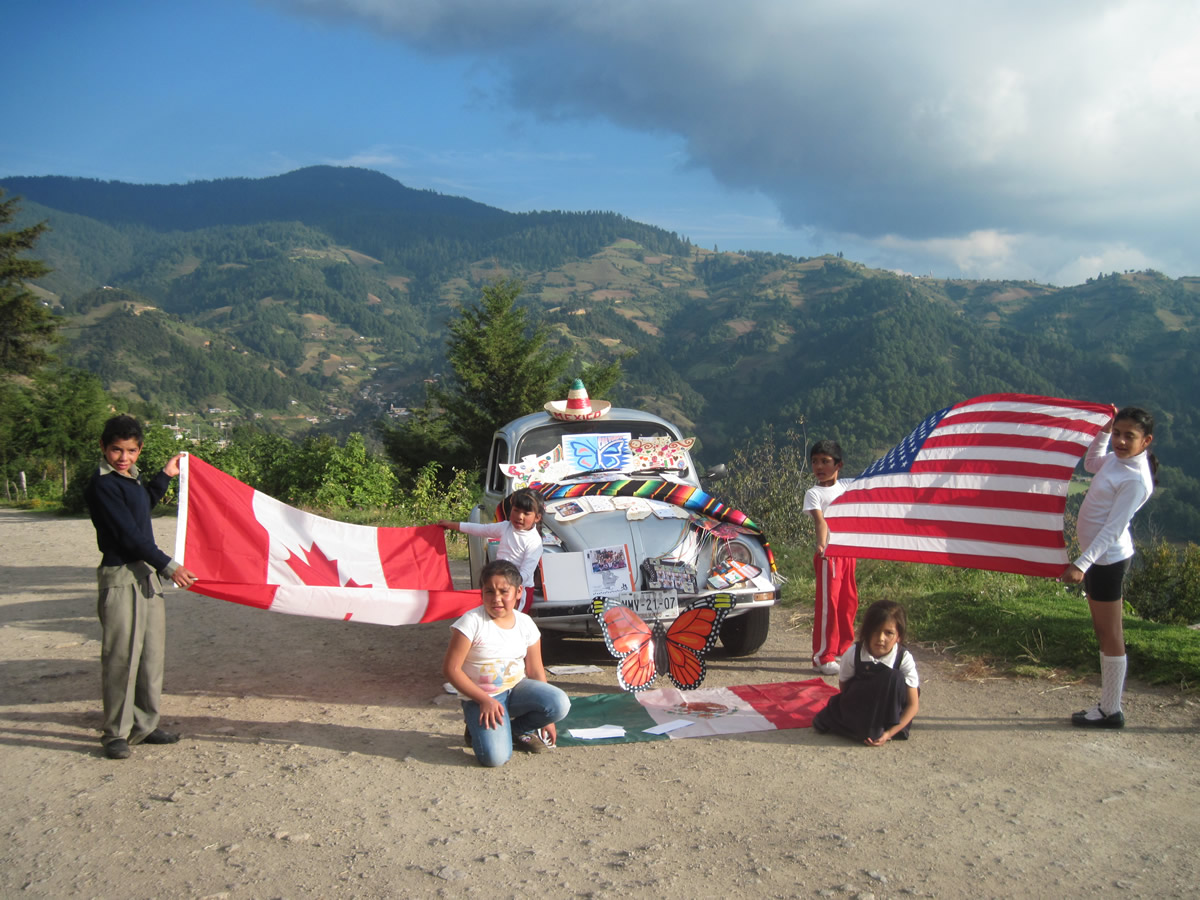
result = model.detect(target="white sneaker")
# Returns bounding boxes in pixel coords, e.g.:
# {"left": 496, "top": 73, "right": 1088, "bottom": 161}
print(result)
{"left": 816, "top": 660, "right": 841, "bottom": 676}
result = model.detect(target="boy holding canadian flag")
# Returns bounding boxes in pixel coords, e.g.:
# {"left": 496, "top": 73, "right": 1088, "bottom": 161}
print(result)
{"left": 84, "top": 415, "right": 197, "bottom": 760}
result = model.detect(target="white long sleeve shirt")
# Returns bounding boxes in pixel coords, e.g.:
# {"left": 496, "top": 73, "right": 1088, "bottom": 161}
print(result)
{"left": 1073, "top": 432, "right": 1154, "bottom": 572}
{"left": 457, "top": 520, "right": 543, "bottom": 587}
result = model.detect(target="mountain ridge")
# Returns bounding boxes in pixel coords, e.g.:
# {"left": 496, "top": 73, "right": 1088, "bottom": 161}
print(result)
{"left": 5, "top": 166, "right": 1199, "bottom": 539}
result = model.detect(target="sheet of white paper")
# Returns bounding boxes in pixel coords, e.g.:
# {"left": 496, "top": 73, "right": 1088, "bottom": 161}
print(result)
{"left": 750, "top": 572, "right": 776, "bottom": 592}
{"left": 547, "top": 665, "right": 603, "bottom": 675}
{"left": 568, "top": 725, "right": 627, "bottom": 740}
{"left": 643, "top": 719, "right": 695, "bottom": 735}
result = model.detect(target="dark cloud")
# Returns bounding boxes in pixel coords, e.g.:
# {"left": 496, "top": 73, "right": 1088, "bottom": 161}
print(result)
{"left": 275, "top": 0, "right": 1200, "bottom": 277}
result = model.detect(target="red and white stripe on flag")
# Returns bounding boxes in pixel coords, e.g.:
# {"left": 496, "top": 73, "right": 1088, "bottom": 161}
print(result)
{"left": 176, "top": 454, "right": 479, "bottom": 624}
{"left": 823, "top": 393, "right": 1113, "bottom": 577}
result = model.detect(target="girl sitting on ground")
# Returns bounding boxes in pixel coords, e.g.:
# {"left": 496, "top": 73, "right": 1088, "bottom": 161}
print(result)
{"left": 812, "top": 599, "right": 919, "bottom": 746}
{"left": 442, "top": 559, "right": 570, "bottom": 767}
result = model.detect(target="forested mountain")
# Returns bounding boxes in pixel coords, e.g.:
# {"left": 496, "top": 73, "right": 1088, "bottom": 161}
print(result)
{"left": 5, "top": 166, "right": 1199, "bottom": 538}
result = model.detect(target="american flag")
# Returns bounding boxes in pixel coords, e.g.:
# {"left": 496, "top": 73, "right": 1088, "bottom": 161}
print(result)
{"left": 823, "top": 394, "right": 1112, "bottom": 577}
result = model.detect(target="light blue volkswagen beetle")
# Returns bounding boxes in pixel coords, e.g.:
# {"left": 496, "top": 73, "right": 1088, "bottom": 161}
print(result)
{"left": 466, "top": 405, "right": 778, "bottom": 656}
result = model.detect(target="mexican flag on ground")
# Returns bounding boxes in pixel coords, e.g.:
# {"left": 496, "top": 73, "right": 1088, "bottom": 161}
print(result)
{"left": 557, "top": 679, "right": 838, "bottom": 746}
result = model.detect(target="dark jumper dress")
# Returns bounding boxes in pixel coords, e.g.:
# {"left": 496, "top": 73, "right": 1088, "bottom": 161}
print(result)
{"left": 812, "top": 642, "right": 915, "bottom": 742}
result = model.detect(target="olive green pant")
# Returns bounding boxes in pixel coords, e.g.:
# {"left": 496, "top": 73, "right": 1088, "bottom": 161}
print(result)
{"left": 96, "top": 563, "right": 165, "bottom": 746}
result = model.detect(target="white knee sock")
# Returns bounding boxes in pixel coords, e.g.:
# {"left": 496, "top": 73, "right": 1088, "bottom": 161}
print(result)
{"left": 1100, "top": 653, "right": 1127, "bottom": 715}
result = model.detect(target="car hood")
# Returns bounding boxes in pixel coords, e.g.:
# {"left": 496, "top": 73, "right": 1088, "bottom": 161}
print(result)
{"left": 544, "top": 511, "right": 694, "bottom": 563}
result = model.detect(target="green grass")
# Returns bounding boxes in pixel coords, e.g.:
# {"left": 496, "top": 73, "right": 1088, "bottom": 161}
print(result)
{"left": 779, "top": 553, "right": 1200, "bottom": 689}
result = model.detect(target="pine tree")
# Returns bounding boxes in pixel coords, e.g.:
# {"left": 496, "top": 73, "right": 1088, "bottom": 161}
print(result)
{"left": 382, "top": 277, "right": 623, "bottom": 480}
{"left": 436, "top": 278, "right": 569, "bottom": 459}
{"left": 0, "top": 190, "right": 57, "bottom": 374}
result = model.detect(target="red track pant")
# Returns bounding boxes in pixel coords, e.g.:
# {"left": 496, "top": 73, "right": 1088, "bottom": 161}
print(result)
{"left": 812, "top": 552, "right": 858, "bottom": 665}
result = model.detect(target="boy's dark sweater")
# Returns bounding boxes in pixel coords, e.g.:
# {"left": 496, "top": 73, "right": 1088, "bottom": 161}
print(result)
{"left": 83, "top": 465, "right": 174, "bottom": 573}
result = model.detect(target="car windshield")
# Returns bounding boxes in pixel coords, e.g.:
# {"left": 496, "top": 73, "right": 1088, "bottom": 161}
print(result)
{"left": 515, "top": 421, "right": 678, "bottom": 461}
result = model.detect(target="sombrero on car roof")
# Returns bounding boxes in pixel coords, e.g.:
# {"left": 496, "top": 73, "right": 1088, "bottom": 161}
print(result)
{"left": 545, "top": 379, "right": 612, "bottom": 421}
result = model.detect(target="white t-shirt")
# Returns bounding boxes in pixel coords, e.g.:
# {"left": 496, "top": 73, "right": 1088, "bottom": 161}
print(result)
{"left": 803, "top": 481, "right": 848, "bottom": 514}
{"left": 451, "top": 606, "right": 542, "bottom": 695}
{"left": 838, "top": 643, "right": 920, "bottom": 689}
{"left": 457, "top": 521, "right": 543, "bottom": 587}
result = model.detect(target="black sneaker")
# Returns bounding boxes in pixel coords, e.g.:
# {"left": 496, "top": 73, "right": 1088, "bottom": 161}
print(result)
{"left": 104, "top": 739, "right": 131, "bottom": 759}
{"left": 142, "top": 728, "right": 180, "bottom": 745}
{"left": 1071, "top": 706, "right": 1125, "bottom": 729}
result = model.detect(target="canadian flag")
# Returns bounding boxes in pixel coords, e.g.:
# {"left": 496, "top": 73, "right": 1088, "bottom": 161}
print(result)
{"left": 175, "top": 454, "right": 480, "bottom": 625}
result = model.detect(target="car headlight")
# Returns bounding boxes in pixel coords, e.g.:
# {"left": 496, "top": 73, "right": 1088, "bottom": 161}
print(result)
{"left": 712, "top": 540, "right": 754, "bottom": 567}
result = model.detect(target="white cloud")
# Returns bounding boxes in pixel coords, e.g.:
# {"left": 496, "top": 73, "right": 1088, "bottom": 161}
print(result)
{"left": 875, "top": 230, "right": 1023, "bottom": 279}
{"left": 323, "top": 147, "right": 410, "bottom": 169}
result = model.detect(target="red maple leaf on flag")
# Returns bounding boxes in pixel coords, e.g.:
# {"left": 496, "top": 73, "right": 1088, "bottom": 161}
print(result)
{"left": 284, "top": 542, "right": 371, "bottom": 588}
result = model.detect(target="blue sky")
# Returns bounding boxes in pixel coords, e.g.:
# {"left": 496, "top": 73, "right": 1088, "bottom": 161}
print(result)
{"left": 2, "top": 0, "right": 1198, "bottom": 285}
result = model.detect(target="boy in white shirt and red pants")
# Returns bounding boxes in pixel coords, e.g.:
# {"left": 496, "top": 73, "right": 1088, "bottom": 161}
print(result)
{"left": 804, "top": 440, "right": 858, "bottom": 677}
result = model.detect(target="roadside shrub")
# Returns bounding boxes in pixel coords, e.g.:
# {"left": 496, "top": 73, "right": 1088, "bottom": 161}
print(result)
{"left": 392, "top": 461, "right": 477, "bottom": 525}
{"left": 719, "top": 426, "right": 813, "bottom": 546}
{"left": 289, "top": 433, "right": 398, "bottom": 510}
{"left": 1125, "top": 541, "right": 1200, "bottom": 626}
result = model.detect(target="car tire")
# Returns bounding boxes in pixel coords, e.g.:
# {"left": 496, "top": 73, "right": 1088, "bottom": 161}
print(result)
{"left": 719, "top": 607, "right": 770, "bottom": 656}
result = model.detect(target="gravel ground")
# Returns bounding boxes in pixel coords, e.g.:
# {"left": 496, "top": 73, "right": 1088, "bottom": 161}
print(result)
{"left": 1, "top": 507, "right": 1198, "bottom": 899}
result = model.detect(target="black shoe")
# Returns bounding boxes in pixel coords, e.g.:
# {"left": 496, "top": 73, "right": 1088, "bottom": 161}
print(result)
{"left": 104, "top": 739, "right": 131, "bottom": 759}
{"left": 1071, "top": 707, "right": 1125, "bottom": 729}
{"left": 142, "top": 728, "right": 180, "bottom": 745}
{"left": 463, "top": 727, "right": 473, "bottom": 748}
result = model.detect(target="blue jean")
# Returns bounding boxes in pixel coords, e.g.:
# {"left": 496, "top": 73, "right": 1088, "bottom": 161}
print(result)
{"left": 461, "top": 678, "right": 571, "bottom": 767}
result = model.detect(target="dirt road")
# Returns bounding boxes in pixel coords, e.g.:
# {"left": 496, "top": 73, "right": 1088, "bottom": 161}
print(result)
{"left": 1, "top": 508, "right": 1197, "bottom": 898}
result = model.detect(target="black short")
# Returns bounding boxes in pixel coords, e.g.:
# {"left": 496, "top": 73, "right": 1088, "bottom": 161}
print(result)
{"left": 1083, "top": 559, "right": 1132, "bottom": 603}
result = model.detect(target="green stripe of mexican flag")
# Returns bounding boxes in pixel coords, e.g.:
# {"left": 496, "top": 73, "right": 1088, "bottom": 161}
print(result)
{"left": 556, "top": 679, "right": 838, "bottom": 746}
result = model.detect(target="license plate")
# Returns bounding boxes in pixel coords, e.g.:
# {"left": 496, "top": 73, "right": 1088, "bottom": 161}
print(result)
{"left": 618, "top": 590, "right": 679, "bottom": 619}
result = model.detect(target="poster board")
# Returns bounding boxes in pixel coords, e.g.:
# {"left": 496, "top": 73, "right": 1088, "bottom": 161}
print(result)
{"left": 585, "top": 544, "right": 636, "bottom": 598}
{"left": 539, "top": 552, "right": 589, "bottom": 603}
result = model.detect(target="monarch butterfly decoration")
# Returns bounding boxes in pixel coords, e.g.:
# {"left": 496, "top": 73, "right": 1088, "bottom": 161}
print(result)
{"left": 591, "top": 595, "right": 735, "bottom": 692}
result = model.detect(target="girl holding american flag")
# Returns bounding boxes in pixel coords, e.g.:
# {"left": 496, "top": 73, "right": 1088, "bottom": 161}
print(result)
{"left": 1060, "top": 406, "right": 1156, "bottom": 730}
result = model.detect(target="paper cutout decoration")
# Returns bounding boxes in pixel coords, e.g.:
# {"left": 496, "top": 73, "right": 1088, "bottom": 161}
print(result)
{"left": 628, "top": 436, "right": 696, "bottom": 471}
{"left": 591, "top": 595, "right": 734, "bottom": 692}
{"left": 585, "top": 544, "right": 636, "bottom": 597}
{"left": 563, "top": 433, "right": 632, "bottom": 475}
{"left": 587, "top": 495, "right": 616, "bottom": 512}
{"left": 533, "top": 478, "right": 776, "bottom": 575}
{"left": 500, "top": 447, "right": 564, "bottom": 489}
{"left": 623, "top": 498, "right": 653, "bottom": 520}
